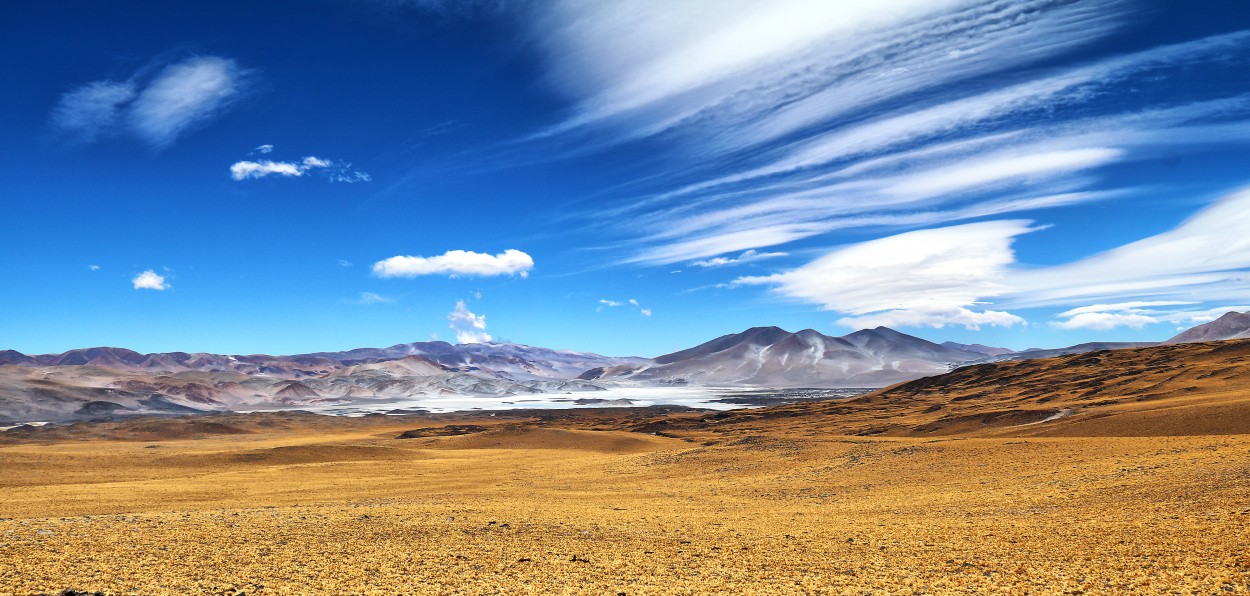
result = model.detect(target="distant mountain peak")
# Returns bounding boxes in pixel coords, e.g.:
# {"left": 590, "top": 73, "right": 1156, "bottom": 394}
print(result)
{"left": 640, "top": 324, "right": 985, "bottom": 388}
{"left": 1165, "top": 311, "right": 1250, "bottom": 344}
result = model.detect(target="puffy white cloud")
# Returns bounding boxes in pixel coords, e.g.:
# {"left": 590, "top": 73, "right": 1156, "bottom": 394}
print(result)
{"left": 373, "top": 249, "right": 534, "bottom": 278}
{"left": 52, "top": 56, "right": 247, "bottom": 147}
{"left": 132, "top": 270, "right": 170, "bottom": 291}
{"left": 640, "top": 308, "right": 653, "bottom": 317}
{"left": 599, "top": 299, "right": 623, "bottom": 307}
{"left": 448, "top": 300, "right": 492, "bottom": 344}
{"left": 734, "top": 220, "right": 1035, "bottom": 329}
{"left": 690, "top": 249, "right": 788, "bottom": 268}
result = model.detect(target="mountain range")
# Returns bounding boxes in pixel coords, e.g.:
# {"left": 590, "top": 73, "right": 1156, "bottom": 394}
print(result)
{"left": 3, "top": 310, "right": 1248, "bottom": 423}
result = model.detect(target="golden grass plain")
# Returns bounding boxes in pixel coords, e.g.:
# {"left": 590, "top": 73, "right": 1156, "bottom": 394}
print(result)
{"left": 4, "top": 341, "right": 1250, "bottom": 594}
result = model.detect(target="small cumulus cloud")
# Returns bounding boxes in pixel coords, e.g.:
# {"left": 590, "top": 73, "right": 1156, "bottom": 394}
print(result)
{"left": 52, "top": 56, "right": 249, "bottom": 147}
{"left": 373, "top": 249, "right": 534, "bottom": 278}
{"left": 598, "top": 297, "right": 652, "bottom": 317}
{"left": 132, "top": 270, "right": 170, "bottom": 291}
{"left": 448, "top": 300, "right": 492, "bottom": 344}
{"left": 229, "top": 149, "right": 370, "bottom": 182}
{"left": 690, "top": 249, "right": 788, "bottom": 268}
{"left": 88, "top": 264, "right": 101, "bottom": 271}
{"left": 254, "top": 144, "right": 274, "bottom": 154}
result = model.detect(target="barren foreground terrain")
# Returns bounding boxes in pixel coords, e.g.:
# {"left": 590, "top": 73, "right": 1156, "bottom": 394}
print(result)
{"left": 4, "top": 342, "right": 1250, "bottom": 594}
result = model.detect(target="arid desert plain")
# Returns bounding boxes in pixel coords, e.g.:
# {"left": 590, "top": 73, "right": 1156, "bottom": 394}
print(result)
{"left": 3, "top": 340, "right": 1250, "bottom": 594}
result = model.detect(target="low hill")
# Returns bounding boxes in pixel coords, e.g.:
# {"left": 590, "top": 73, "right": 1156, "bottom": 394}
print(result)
{"left": 675, "top": 339, "right": 1250, "bottom": 438}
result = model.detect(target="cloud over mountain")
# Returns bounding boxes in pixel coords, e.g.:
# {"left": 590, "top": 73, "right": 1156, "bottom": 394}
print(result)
{"left": 448, "top": 300, "right": 491, "bottom": 343}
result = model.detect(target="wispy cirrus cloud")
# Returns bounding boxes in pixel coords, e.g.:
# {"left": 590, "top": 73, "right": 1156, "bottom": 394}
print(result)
{"left": 52, "top": 56, "right": 249, "bottom": 148}
{"left": 351, "top": 291, "right": 395, "bottom": 305}
{"left": 736, "top": 187, "right": 1250, "bottom": 330}
{"left": 690, "top": 249, "right": 787, "bottom": 269}
{"left": 510, "top": 1, "right": 1250, "bottom": 266}
{"left": 373, "top": 249, "right": 534, "bottom": 278}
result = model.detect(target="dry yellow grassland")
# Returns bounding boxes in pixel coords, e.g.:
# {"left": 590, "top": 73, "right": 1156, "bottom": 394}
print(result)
{"left": 5, "top": 341, "right": 1250, "bottom": 594}
{"left": 2, "top": 416, "right": 1249, "bottom": 594}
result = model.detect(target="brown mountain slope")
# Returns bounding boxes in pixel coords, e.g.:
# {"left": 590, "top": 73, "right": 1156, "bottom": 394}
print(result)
{"left": 1165, "top": 310, "right": 1250, "bottom": 344}
{"left": 671, "top": 339, "right": 1250, "bottom": 438}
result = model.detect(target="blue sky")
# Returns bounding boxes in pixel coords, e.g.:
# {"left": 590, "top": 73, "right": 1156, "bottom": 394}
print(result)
{"left": 3, "top": 0, "right": 1250, "bottom": 357}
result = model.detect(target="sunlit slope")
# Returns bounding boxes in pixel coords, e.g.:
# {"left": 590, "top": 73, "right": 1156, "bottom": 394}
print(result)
{"left": 688, "top": 339, "right": 1250, "bottom": 437}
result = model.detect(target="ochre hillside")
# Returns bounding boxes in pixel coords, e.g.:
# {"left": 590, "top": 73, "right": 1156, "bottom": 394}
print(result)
{"left": 679, "top": 339, "right": 1250, "bottom": 438}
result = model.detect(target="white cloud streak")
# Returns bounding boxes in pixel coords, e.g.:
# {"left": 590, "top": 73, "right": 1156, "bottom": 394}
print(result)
{"left": 738, "top": 187, "right": 1250, "bottom": 330}
{"left": 734, "top": 220, "right": 1033, "bottom": 329}
{"left": 690, "top": 249, "right": 788, "bottom": 268}
{"left": 512, "top": 2, "right": 1250, "bottom": 266}
{"left": 132, "top": 270, "right": 170, "bottom": 291}
{"left": 52, "top": 56, "right": 248, "bottom": 147}
{"left": 372, "top": 249, "right": 534, "bottom": 278}
{"left": 229, "top": 153, "right": 370, "bottom": 182}
{"left": 448, "top": 300, "right": 492, "bottom": 343}
{"left": 230, "top": 160, "right": 304, "bottom": 180}
{"left": 1050, "top": 312, "right": 1156, "bottom": 331}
